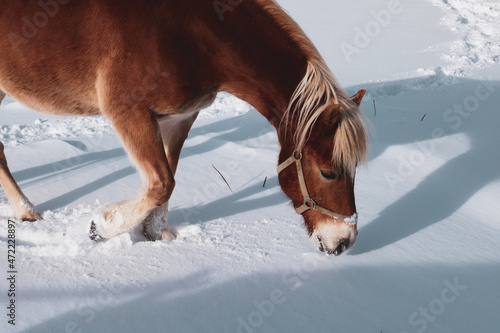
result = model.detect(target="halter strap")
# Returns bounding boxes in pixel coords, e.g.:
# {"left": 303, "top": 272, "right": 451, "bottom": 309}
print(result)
{"left": 277, "top": 150, "right": 358, "bottom": 226}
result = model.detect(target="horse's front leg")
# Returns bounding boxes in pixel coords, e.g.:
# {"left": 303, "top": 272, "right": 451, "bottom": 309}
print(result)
{"left": 90, "top": 105, "right": 175, "bottom": 240}
{"left": 142, "top": 111, "right": 200, "bottom": 241}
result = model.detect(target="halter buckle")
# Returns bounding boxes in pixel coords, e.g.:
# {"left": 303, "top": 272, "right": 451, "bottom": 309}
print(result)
{"left": 304, "top": 199, "right": 316, "bottom": 209}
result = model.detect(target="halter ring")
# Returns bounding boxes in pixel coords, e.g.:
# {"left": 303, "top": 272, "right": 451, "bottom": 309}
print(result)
{"left": 292, "top": 150, "right": 302, "bottom": 160}
{"left": 304, "top": 199, "right": 316, "bottom": 209}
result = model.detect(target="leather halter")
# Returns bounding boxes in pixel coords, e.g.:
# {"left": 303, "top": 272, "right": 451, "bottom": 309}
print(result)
{"left": 277, "top": 150, "right": 358, "bottom": 226}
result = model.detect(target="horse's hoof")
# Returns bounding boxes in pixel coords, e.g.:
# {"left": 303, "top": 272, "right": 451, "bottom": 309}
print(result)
{"left": 15, "top": 202, "right": 42, "bottom": 222}
{"left": 21, "top": 214, "right": 41, "bottom": 222}
{"left": 143, "top": 223, "right": 176, "bottom": 241}
{"left": 89, "top": 221, "right": 103, "bottom": 241}
{"left": 159, "top": 229, "right": 176, "bottom": 241}
{"left": 141, "top": 208, "right": 176, "bottom": 241}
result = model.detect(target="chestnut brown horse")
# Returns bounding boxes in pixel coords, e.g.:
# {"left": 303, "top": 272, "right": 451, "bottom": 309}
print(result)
{"left": 0, "top": 0, "right": 367, "bottom": 255}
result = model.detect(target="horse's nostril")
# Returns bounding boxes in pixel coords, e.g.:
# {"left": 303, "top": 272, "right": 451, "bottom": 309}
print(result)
{"left": 317, "top": 236, "right": 326, "bottom": 252}
{"left": 331, "top": 247, "right": 342, "bottom": 256}
{"left": 328, "top": 239, "right": 348, "bottom": 256}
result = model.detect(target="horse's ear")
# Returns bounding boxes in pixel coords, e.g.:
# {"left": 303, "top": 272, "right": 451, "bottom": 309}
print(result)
{"left": 351, "top": 89, "right": 367, "bottom": 106}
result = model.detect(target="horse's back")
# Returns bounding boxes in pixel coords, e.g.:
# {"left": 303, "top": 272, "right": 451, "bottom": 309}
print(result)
{"left": 0, "top": 0, "right": 217, "bottom": 115}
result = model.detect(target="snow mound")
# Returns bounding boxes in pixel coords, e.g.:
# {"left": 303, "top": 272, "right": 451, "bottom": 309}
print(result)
{"left": 430, "top": 0, "right": 500, "bottom": 75}
{"left": 199, "top": 92, "right": 253, "bottom": 119}
{"left": 0, "top": 116, "right": 114, "bottom": 147}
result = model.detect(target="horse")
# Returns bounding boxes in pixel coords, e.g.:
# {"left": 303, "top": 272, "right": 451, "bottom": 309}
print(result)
{"left": 0, "top": 0, "right": 368, "bottom": 256}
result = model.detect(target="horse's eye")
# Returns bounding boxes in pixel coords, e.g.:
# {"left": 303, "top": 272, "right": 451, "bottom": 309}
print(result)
{"left": 320, "top": 170, "right": 338, "bottom": 180}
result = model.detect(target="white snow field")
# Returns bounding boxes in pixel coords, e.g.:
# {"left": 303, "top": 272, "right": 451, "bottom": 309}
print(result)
{"left": 1, "top": 0, "right": 500, "bottom": 332}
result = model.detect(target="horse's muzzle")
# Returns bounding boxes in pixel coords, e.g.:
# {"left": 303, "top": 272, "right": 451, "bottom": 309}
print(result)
{"left": 312, "top": 221, "right": 357, "bottom": 256}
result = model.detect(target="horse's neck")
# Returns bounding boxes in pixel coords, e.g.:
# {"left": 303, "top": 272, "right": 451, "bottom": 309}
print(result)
{"left": 209, "top": 1, "right": 312, "bottom": 128}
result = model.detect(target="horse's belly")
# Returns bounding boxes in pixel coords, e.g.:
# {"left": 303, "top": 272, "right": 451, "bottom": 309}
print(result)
{"left": 0, "top": 75, "right": 101, "bottom": 116}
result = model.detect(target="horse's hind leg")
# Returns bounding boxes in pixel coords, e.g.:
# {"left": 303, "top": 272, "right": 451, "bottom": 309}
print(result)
{"left": 0, "top": 142, "right": 41, "bottom": 221}
{"left": 142, "top": 111, "right": 200, "bottom": 241}
{"left": 0, "top": 91, "right": 5, "bottom": 104}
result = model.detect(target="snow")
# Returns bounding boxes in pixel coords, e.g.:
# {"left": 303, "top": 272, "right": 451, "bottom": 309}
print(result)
{"left": 1, "top": 0, "right": 500, "bottom": 332}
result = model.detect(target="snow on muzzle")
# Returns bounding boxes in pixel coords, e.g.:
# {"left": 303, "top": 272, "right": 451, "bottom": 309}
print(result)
{"left": 312, "top": 214, "right": 358, "bottom": 256}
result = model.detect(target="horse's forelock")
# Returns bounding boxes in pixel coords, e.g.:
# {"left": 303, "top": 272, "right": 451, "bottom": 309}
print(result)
{"left": 283, "top": 60, "right": 368, "bottom": 175}
{"left": 333, "top": 104, "right": 369, "bottom": 175}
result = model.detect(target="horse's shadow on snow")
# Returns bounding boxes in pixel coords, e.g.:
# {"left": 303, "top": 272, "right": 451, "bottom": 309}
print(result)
{"left": 17, "top": 261, "right": 500, "bottom": 333}
{"left": 346, "top": 76, "right": 500, "bottom": 255}
{"left": 183, "top": 111, "right": 274, "bottom": 158}
{"left": 5, "top": 109, "right": 283, "bottom": 219}
{"left": 10, "top": 147, "right": 134, "bottom": 212}
{"left": 172, "top": 76, "right": 500, "bottom": 254}
{"left": 168, "top": 175, "right": 287, "bottom": 226}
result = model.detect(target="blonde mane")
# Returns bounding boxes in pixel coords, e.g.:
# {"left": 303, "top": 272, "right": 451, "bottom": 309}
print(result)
{"left": 255, "top": 0, "right": 368, "bottom": 174}
{"left": 283, "top": 59, "right": 369, "bottom": 175}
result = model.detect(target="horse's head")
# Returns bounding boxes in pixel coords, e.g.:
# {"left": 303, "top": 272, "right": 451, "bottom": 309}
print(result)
{"left": 278, "top": 89, "right": 368, "bottom": 256}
